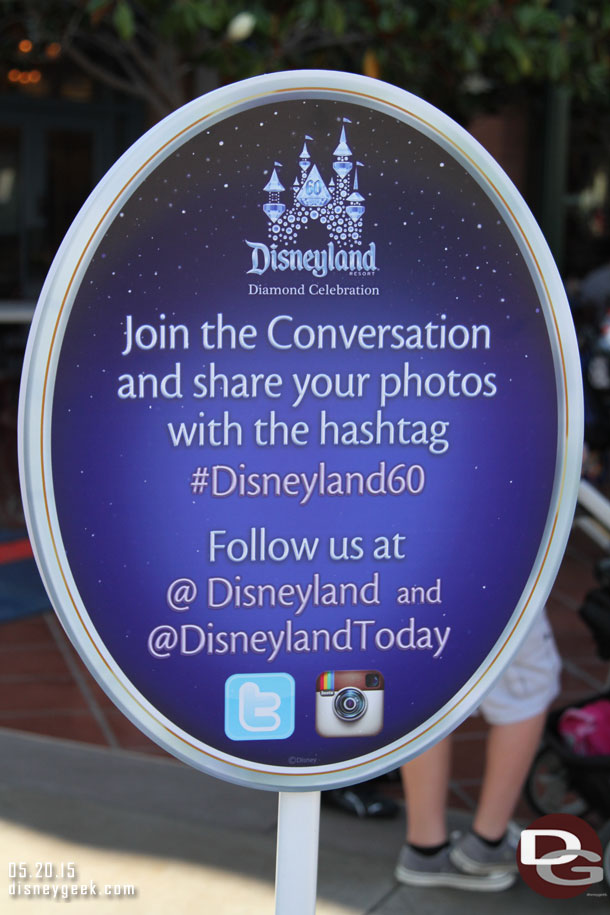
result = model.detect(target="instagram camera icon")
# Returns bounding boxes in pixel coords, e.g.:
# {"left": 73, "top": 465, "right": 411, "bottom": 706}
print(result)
{"left": 316, "top": 670, "right": 384, "bottom": 737}
{"left": 225, "top": 672, "right": 295, "bottom": 741}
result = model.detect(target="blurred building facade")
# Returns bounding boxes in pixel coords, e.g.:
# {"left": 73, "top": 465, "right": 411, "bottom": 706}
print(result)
{"left": 0, "top": 41, "right": 144, "bottom": 525}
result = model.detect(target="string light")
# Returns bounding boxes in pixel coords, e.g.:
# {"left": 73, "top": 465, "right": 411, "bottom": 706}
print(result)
{"left": 7, "top": 68, "right": 42, "bottom": 85}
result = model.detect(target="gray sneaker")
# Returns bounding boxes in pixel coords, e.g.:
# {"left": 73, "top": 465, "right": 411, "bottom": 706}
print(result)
{"left": 449, "top": 826, "right": 520, "bottom": 875}
{"left": 395, "top": 843, "right": 516, "bottom": 892}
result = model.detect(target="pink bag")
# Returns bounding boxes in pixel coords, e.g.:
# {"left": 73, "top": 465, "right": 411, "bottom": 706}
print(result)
{"left": 559, "top": 700, "right": 610, "bottom": 756}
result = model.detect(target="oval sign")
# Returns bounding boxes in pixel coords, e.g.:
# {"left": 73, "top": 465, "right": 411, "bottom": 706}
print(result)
{"left": 19, "top": 71, "right": 582, "bottom": 790}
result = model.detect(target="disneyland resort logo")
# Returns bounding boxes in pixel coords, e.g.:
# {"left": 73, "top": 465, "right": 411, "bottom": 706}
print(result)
{"left": 245, "top": 120, "right": 376, "bottom": 279}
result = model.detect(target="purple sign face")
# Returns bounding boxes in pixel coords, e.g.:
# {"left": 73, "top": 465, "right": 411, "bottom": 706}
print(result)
{"left": 20, "top": 72, "right": 582, "bottom": 790}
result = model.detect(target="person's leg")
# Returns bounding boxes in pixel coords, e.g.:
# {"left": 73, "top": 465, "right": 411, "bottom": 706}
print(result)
{"left": 449, "top": 711, "right": 547, "bottom": 877}
{"left": 400, "top": 735, "right": 451, "bottom": 846}
{"left": 396, "top": 734, "right": 515, "bottom": 890}
{"left": 472, "top": 711, "right": 546, "bottom": 840}
{"left": 463, "top": 608, "right": 560, "bottom": 847}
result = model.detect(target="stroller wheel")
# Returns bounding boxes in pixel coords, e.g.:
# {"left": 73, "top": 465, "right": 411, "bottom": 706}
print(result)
{"left": 525, "top": 746, "right": 589, "bottom": 817}
{"left": 600, "top": 820, "right": 610, "bottom": 890}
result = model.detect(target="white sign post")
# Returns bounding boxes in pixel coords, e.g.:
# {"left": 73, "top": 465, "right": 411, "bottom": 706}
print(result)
{"left": 275, "top": 792, "right": 321, "bottom": 915}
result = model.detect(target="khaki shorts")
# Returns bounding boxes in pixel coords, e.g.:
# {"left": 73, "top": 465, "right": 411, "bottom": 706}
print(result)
{"left": 478, "top": 609, "right": 561, "bottom": 725}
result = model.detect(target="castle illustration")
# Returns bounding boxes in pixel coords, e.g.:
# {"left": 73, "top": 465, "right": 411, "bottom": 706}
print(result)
{"left": 261, "top": 121, "right": 365, "bottom": 247}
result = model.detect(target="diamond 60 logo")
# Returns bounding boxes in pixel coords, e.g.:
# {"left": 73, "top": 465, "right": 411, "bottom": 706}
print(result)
{"left": 518, "top": 815, "right": 605, "bottom": 899}
{"left": 246, "top": 119, "right": 377, "bottom": 279}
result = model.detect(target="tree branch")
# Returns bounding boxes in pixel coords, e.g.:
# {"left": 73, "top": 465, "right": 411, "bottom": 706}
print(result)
{"left": 63, "top": 40, "right": 170, "bottom": 115}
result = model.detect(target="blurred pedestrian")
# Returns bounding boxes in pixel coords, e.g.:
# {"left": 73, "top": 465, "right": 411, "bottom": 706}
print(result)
{"left": 395, "top": 609, "right": 560, "bottom": 891}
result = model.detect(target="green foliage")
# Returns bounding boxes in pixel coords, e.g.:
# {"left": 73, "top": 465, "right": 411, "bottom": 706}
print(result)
{"left": 158, "top": 1, "right": 226, "bottom": 35}
{"left": 4, "top": 0, "right": 610, "bottom": 120}
{"left": 112, "top": 1, "right": 135, "bottom": 40}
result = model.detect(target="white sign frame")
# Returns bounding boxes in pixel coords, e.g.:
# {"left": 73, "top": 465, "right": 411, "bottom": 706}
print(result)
{"left": 19, "top": 70, "right": 582, "bottom": 792}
